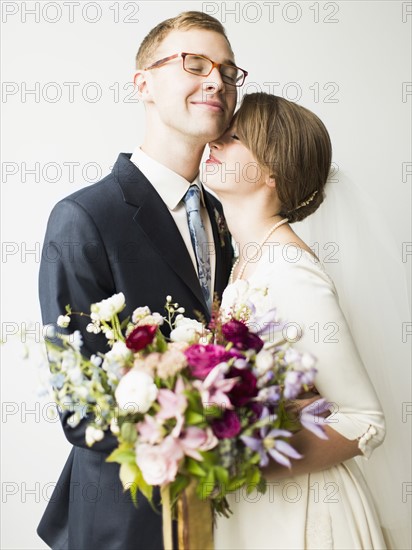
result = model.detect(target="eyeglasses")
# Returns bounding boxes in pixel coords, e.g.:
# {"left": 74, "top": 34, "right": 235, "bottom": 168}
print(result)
{"left": 144, "top": 52, "right": 248, "bottom": 87}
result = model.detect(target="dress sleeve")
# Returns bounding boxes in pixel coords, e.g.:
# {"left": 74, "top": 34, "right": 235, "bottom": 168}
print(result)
{"left": 267, "top": 254, "right": 386, "bottom": 458}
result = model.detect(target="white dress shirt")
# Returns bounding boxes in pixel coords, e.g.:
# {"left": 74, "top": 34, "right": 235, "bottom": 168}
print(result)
{"left": 130, "top": 147, "right": 216, "bottom": 297}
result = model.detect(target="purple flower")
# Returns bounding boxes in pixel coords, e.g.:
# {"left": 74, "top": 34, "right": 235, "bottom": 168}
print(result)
{"left": 227, "top": 367, "right": 258, "bottom": 406}
{"left": 222, "top": 320, "right": 264, "bottom": 352}
{"left": 185, "top": 344, "right": 233, "bottom": 379}
{"left": 241, "top": 408, "right": 302, "bottom": 468}
{"left": 284, "top": 370, "right": 303, "bottom": 399}
{"left": 300, "top": 398, "right": 329, "bottom": 440}
{"left": 212, "top": 410, "right": 241, "bottom": 439}
{"left": 252, "top": 308, "right": 285, "bottom": 340}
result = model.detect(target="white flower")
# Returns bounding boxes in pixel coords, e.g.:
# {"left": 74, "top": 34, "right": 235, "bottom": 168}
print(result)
{"left": 76, "top": 386, "right": 89, "bottom": 400}
{"left": 136, "top": 313, "right": 164, "bottom": 327}
{"left": 255, "top": 349, "right": 274, "bottom": 375}
{"left": 104, "top": 329, "right": 115, "bottom": 340}
{"left": 90, "top": 354, "right": 102, "bottom": 367}
{"left": 85, "top": 426, "right": 105, "bottom": 446}
{"left": 170, "top": 317, "right": 205, "bottom": 344}
{"left": 102, "top": 341, "right": 132, "bottom": 380}
{"left": 61, "top": 349, "right": 77, "bottom": 372}
{"left": 71, "top": 330, "right": 83, "bottom": 351}
{"left": 301, "top": 353, "right": 316, "bottom": 369}
{"left": 132, "top": 306, "right": 151, "bottom": 323}
{"left": 57, "top": 315, "right": 71, "bottom": 328}
{"left": 115, "top": 369, "right": 158, "bottom": 414}
{"left": 86, "top": 323, "right": 101, "bottom": 334}
{"left": 91, "top": 292, "right": 125, "bottom": 322}
{"left": 110, "top": 417, "right": 120, "bottom": 435}
{"left": 67, "top": 366, "right": 83, "bottom": 385}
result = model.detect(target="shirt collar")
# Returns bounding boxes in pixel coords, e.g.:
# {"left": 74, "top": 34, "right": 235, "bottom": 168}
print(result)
{"left": 130, "top": 146, "right": 205, "bottom": 210}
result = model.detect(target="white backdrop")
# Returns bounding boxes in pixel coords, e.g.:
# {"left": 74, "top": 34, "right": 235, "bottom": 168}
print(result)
{"left": 1, "top": 1, "right": 411, "bottom": 549}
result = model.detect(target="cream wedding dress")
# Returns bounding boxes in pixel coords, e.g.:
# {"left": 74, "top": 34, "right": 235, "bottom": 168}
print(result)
{"left": 214, "top": 245, "right": 387, "bottom": 550}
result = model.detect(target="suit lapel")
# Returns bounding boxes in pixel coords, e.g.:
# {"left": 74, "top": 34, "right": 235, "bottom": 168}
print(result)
{"left": 113, "top": 154, "right": 206, "bottom": 309}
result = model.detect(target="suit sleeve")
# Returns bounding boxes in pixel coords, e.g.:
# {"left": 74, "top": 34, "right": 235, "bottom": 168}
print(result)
{"left": 39, "top": 198, "right": 118, "bottom": 453}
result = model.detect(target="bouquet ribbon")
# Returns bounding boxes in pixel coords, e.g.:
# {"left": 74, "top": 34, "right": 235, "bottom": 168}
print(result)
{"left": 161, "top": 482, "right": 214, "bottom": 550}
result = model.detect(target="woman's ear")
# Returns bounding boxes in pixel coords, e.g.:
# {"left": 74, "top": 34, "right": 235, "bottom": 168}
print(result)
{"left": 266, "top": 175, "right": 276, "bottom": 188}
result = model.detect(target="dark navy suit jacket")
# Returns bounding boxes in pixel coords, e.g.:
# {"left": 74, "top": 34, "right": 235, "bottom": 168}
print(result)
{"left": 37, "top": 153, "right": 233, "bottom": 549}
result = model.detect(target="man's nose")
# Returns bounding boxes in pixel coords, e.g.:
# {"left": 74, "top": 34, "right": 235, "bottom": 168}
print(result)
{"left": 204, "top": 66, "right": 225, "bottom": 93}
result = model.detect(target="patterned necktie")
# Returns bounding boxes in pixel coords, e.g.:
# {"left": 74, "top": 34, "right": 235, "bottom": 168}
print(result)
{"left": 184, "top": 185, "right": 212, "bottom": 311}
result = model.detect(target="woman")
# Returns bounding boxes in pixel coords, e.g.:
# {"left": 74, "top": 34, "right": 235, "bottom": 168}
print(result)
{"left": 204, "top": 93, "right": 387, "bottom": 549}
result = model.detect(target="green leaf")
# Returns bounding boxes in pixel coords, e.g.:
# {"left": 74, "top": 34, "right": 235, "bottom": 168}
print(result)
{"left": 106, "top": 446, "right": 136, "bottom": 464}
{"left": 185, "top": 458, "right": 207, "bottom": 477}
{"left": 135, "top": 467, "right": 153, "bottom": 504}
{"left": 214, "top": 466, "right": 229, "bottom": 487}
{"left": 196, "top": 467, "right": 215, "bottom": 499}
{"left": 227, "top": 477, "right": 247, "bottom": 492}
{"left": 185, "top": 411, "right": 204, "bottom": 425}
{"left": 119, "top": 462, "right": 139, "bottom": 490}
{"left": 120, "top": 421, "right": 138, "bottom": 443}
{"left": 119, "top": 316, "right": 130, "bottom": 331}
{"left": 245, "top": 466, "right": 261, "bottom": 493}
{"left": 169, "top": 474, "right": 190, "bottom": 506}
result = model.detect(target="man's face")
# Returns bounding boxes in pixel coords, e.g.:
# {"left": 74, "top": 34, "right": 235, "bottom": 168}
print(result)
{"left": 138, "top": 29, "right": 238, "bottom": 144}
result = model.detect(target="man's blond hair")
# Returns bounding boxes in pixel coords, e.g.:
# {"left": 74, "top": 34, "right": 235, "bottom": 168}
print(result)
{"left": 135, "top": 11, "right": 233, "bottom": 69}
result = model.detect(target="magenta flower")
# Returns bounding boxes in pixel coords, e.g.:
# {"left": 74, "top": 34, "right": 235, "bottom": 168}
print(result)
{"left": 126, "top": 324, "right": 157, "bottom": 352}
{"left": 212, "top": 410, "right": 241, "bottom": 439}
{"left": 227, "top": 367, "right": 258, "bottom": 406}
{"left": 185, "top": 344, "right": 234, "bottom": 379}
{"left": 222, "top": 319, "right": 264, "bottom": 352}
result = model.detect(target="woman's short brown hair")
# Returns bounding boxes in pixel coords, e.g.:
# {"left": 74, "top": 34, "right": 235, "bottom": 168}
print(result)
{"left": 235, "top": 93, "right": 332, "bottom": 223}
{"left": 136, "top": 11, "right": 233, "bottom": 70}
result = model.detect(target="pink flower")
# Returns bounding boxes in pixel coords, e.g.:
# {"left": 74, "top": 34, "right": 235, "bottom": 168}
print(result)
{"left": 157, "top": 377, "right": 187, "bottom": 437}
{"left": 157, "top": 349, "right": 187, "bottom": 379}
{"left": 137, "top": 415, "right": 164, "bottom": 445}
{"left": 180, "top": 427, "right": 210, "bottom": 460}
{"left": 193, "top": 364, "right": 239, "bottom": 410}
{"left": 136, "top": 436, "right": 183, "bottom": 485}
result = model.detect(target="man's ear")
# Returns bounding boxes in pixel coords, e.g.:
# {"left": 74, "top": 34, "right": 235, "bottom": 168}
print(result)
{"left": 133, "top": 70, "right": 152, "bottom": 101}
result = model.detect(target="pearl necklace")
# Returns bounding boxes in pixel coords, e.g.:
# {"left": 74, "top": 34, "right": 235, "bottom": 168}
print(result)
{"left": 229, "top": 218, "right": 289, "bottom": 284}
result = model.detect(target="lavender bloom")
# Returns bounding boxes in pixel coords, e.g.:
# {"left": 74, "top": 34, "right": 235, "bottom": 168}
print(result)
{"left": 284, "top": 370, "right": 303, "bottom": 399}
{"left": 251, "top": 308, "right": 284, "bottom": 339}
{"left": 241, "top": 408, "right": 302, "bottom": 468}
{"left": 257, "top": 385, "right": 281, "bottom": 404}
{"left": 300, "top": 398, "right": 330, "bottom": 440}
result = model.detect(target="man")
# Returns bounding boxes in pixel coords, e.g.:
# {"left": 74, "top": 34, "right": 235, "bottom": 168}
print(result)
{"left": 37, "top": 11, "right": 246, "bottom": 550}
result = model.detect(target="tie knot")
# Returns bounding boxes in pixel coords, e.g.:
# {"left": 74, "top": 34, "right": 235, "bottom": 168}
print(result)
{"left": 184, "top": 185, "right": 201, "bottom": 214}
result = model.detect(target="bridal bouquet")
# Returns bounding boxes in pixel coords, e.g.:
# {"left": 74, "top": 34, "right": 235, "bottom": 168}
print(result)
{"left": 44, "top": 291, "right": 327, "bottom": 537}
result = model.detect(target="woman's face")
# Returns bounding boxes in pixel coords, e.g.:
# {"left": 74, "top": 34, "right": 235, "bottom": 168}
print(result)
{"left": 203, "top": 125, "right": 268, "bottom": 196}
